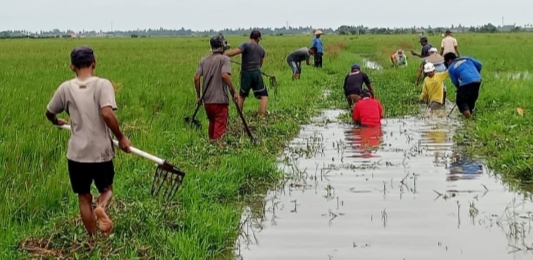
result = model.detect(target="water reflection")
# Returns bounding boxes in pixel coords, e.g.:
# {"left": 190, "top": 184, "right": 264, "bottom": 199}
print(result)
{"left": 447, "top": 152, "right": 484, "bottom": 181}
{"left": 344, "top": 126, "right": 383, "bottom": 158}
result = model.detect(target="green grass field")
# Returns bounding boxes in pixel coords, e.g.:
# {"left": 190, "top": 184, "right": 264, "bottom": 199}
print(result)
{"left": 0, "top": 33, "right": 532, "bottom": 259}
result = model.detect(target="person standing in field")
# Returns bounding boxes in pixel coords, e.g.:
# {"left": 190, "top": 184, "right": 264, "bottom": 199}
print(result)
{"left": 45, "top": 46, "right": 132, "bottom": 238}
{"left": 390, "top": 49, "right": 408, "bottom": 67}
{"left": 312, "top": 29, "right": 324, "bottom": 68}
{"left": 411, "top": 36, "right": 433, "bottom": 58}
{"left": 286, "top": 47, "right": 317, "bottom": 80}
{"left": 343, "top": 63, "right": 375, "bottom": 112}
{"left": 195, "top": 34, "right": 239, "bottom": 144}
{"left": 444, "top": 53, "right": 483, "bottom": 119}
{"left": 352, "top": 89, "right": 384, "bottom": 127}
{"left": 419, "top": 62, "right": 449, "bottom": 110}
{"left": 440, "top": 30, "right": 460, "bottom": 56}
{"left": 225, "top": 30, "right": 268, "bottom": 116}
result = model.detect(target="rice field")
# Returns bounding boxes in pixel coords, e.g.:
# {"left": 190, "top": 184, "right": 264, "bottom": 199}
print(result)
{"left": 0, "top": 32, "right": 532, "bottom": 259}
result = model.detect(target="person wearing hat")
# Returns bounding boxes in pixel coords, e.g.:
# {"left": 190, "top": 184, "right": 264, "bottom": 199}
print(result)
{"left": 419, "top": 62, "right": 449, "bottom": 110}
{"left": 352, "top": 89, "right": 384, "bottom": 127}
{"left": 195, "top": 33, "right": 239, "bottom": 144}
{"left": 343, "top": 63, "right": 374, "bottom": 112}
{"left": 390, "top": 49, "right": 408, "bottom": 67}
{"left": 311, "top": 29, "right": 324, "bottom": 68}
{"left": 286, "top": 46, "right": 317, "bottom": 80}
{"left": 411, "top": 36, "right": 434, "bottom": 58}
{"left": 414, "top": 47, "right": 446, "bottom": 85}
{"left": 440, "top": 30, "right": 460, "bottom": 56}
{"left": 45, "top": 46, "right": 132, "bottom": 237}
{"left": 225, "top": 29, "right": 268, "bottom": 116}
{"left": 444, "top": 52, "right": 483, "bottom": 119}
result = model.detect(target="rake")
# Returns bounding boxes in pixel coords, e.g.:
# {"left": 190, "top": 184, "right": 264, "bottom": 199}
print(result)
{"left": 56, "top": 124, "right": 185, "bottom": 201}
{"left": 230, "top": 60, "right": 277, "bottom": 87}
{"left": 185, "top": 75, "right": 213, "bottom": 128}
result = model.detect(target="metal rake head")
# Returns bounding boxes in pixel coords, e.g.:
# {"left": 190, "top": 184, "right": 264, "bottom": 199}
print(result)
{"left": 185, "top": 116, "right": 202, "bottom": 129}
{"left": 150, "top": 161, "right": 186, "bottom": 201}
{"left": 269, "top": 76, "right": 277, "bottom": 87}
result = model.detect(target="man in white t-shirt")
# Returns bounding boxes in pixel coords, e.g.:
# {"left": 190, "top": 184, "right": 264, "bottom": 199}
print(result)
{"left": 46, "top": 46, "right": 132, "bottom": 238}
{"left": 440, "top": 30, "right": 460, "bottom": 56}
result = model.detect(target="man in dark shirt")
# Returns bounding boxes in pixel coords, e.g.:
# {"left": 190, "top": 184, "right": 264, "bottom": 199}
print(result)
{"left": 226, "top": 29, "right": 268, "bottom": 116}
{"left": 411, "top": 36, "right": 433, "bottom": 58}
{"left": 286, "top": 47, "right": 317, "bottom": 80}
{"left": 343, "top": 63, "right": 374, "bottom": 112}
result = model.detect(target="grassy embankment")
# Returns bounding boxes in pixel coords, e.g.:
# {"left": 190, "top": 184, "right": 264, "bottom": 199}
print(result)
{"left": 0, "top": 33, "right": 491, "bottom": 259}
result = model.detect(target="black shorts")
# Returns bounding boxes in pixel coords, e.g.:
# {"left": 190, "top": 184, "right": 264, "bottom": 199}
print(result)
{"left": 67, "top": 159, "right": 115, "bottom": 194}
{"left": 456, "top": 81, "right": 481, "bottom": 113}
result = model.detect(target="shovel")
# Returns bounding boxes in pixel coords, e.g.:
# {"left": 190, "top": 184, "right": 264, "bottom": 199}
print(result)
{"left": 56, "top": 124, "right": 185, "bottom": 201}
{"left": 185, "top": 75, "right": 213, "bottom": 128}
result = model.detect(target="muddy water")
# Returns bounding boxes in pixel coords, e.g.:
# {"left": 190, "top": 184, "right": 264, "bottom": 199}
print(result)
{"left": 234, "top": 106, "right": 533, "bottom": 260}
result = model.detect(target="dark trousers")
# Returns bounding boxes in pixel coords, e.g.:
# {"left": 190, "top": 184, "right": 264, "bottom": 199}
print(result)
{"left": 314, "top": 52, "right": 323, "bottom": 67}
{"left": 456, "top": 81, "right": 481, "bottom": 113}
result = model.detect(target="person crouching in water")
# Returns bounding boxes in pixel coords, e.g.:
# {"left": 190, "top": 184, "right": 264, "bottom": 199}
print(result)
{"left": 194, "top": 34, "right": 239, "bottom": 145}
{"left": 343, "top": 63, "right": 374, "bottom": 113}
{"left": 390, "top": 49, "right": 408, "bottom": 67}
{"left": 352, "top": 89, "right": 384, "bottom": 127}
{"left": 419, "top": 62, "right": 449, "bottom": 110}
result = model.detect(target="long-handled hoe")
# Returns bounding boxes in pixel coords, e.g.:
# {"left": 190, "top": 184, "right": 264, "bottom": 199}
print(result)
{"left": 56, "top": 125, "right": 186, "bottom": 201}
{"left": 228, "top": 88, "right": 261, "bottom": 145}
{"left": 185, "top": 75, "right": 214, "bottom": 128}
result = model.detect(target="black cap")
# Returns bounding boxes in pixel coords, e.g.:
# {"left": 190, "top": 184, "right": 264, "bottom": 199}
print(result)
{"left": 419, "top": 36, "right": 428, "bottom": 42}
{"left": 250, "top": 29, "right": 261, "bottom": 40}
{"left": 70, "top": 46, "right": 95, "bottom": 67}
{"left": 361, "top": 89, "right": 371, "bottom": 97}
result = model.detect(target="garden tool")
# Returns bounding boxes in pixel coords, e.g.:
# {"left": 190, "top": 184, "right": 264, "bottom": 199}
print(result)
{"left": 185, "top": 75, "right": 213, "bottom": 128}
{"left": 56, "top": 125, "right": 185, "bottom": 201}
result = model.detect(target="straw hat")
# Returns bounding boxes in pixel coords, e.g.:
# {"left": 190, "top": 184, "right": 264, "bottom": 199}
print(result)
{"left": 314, "top": 29, "right": 323, "bottom": 35}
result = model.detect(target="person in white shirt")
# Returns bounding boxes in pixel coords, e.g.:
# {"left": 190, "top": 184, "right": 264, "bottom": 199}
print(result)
{"left": 440, "top": 30, "right": 460, "bottom": 56}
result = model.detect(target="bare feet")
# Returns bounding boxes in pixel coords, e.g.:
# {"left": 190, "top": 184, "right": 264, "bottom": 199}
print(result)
{"left": 94, "top": 206, "right": 113, "bottom": 236}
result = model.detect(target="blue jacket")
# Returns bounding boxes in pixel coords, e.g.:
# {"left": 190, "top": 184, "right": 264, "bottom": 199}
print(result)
{"left": 448, "top": 56, "right": 482, "bottom": 88}
{"left": 312, "top": 37, "right": 323, "bottom": 53}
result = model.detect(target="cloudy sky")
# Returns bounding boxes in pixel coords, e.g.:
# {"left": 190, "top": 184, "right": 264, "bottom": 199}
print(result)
{"left": 1, "top": 0, "right": 530, "bottom": 32}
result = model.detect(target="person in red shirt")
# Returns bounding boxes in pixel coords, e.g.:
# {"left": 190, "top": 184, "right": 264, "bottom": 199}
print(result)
{"left": 352, "top": 89, "right": 384, "bottom": 127}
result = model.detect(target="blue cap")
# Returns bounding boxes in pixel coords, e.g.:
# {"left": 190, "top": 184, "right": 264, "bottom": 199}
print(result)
{"left": 351, "top": 63, "right": 360, "bottom": 70}
{"left": 70, "top": 46, "right": 95, "bottom": 67}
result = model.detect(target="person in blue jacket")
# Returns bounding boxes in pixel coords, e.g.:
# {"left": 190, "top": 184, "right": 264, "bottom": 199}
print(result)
{"left": 444, "top": 53, "right": 482, "bottom": 118}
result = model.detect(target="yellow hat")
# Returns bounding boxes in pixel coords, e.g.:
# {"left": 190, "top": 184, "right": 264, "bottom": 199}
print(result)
{"left": 314, "top": 29, "right": 323, "bottom": 35}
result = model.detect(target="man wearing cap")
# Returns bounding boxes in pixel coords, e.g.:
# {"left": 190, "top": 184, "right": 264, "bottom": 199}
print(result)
{"left": 311, "top": 29, "right": 324, "bottom": 68}
{"left": 45, "top": 46, "right": 132, "bottom": 237}
{"left": 440, "top": 30, "right": 460, "bottom": 56}
{"left": 414, "top": 47, "right": 446, "bottom": 85}
{"left": 419, "top": 62, "right": 449, "bottom": 110}
{"left": 343, "top": 63, "right": 374, "bottom": 112}
{"left": 352, "top": 89, "right": 384, "bottom": 127}
{"left": 196, "top": 33, "right": 239, "bottom": 144}
{"left": 225, "top": 30, "right": 268, "bottom": 116}
{"left": 444, "top": 53, "right": 483, "bottom": 119}
{"left": 286, "top": 46, "right": 317, "bottom": 80}
{"left": 411, "top": 36, "right": 433, "bottom": 58}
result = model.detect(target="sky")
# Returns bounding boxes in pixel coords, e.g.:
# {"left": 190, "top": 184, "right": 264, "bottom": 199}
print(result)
{"left": 1, "top": 0, "right": 531, "bottom": 32}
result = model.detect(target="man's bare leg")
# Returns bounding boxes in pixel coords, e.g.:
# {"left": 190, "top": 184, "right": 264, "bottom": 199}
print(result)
{"left": 94, "top": 185, "right": 113, "bottom": 236}
{"left": 259, "top": 96, "right": 268, "bottom": 116}
{"left": 78, "top": 193, "right": 97, "bottom": 237}
{"left": 237, "top": 96, "right": 245, "bottom": 111}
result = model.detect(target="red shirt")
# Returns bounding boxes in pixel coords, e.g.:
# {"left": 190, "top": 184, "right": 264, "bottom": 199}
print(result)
{"left": 352, "top": 97, "right": 384, "bottom": 127}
